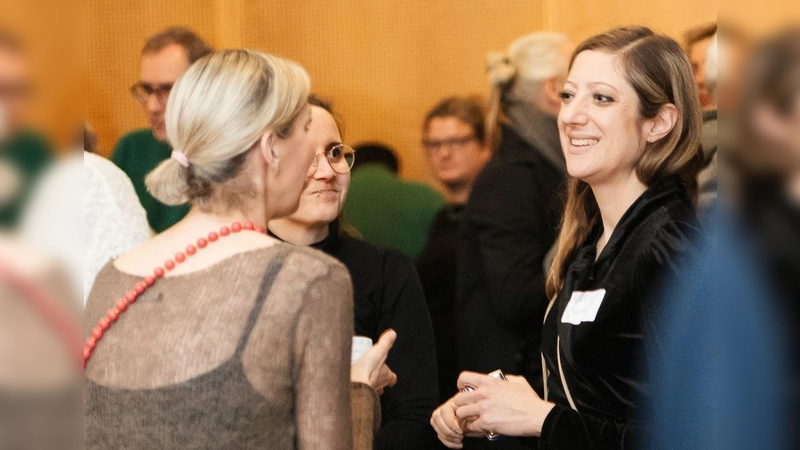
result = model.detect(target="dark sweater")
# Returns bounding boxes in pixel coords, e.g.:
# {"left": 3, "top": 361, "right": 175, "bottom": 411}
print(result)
{"left": 111, "top": 129, "right": 190, "bottom": 232}
{"left": 0, "top": 130, "right": 52, "bottom": 229}
{"left": 416, "top": 204, "right": 464, "bottom": 403}
{"left": 270, "top": 221, "right": 440, "bottom": 450}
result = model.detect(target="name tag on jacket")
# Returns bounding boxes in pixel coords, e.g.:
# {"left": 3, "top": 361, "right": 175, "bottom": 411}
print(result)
{"left": 561, "top": 289, "right": 607, "bottom": 325}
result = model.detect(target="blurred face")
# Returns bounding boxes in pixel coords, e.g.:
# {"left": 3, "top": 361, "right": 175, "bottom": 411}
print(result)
{"left": 752, "top": 97, "right": 800, "bottom": 163}
{"left": 558, "top": 50, "right": 649, "bottom": 187}
{"left": 423, "top": 116, "right": 490, "bottom": 190}
{"left": 283, "top": 105, "right": 350, "bottom": 229}
{"left": 139, "top": 44, "right": 191, "bottom": 141}
{"left": 266, "top": 105, "right": 316, "bottom": 219}
{"left": 0, "top": 47, "right": 31, "bottom": 139}
{"left": 689, "top": 36, "right": 713, "bottom": 108}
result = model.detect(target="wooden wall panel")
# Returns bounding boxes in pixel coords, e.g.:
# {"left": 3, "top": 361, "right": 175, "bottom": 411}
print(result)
{"left": 240, "top": 0, "right": 545, "bottom": 181}
{"left": 85, "top": 0, "right": 718, "bottom": 182}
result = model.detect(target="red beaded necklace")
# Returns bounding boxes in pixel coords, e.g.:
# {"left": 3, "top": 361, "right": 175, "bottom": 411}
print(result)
{"left": 83, "top": 220, "right": 265, "bottom": 369}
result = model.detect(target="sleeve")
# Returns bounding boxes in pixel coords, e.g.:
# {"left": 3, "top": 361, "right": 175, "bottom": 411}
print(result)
{"left": 537, "top": 219, "right": 700, "bottom": 450}
{"left": 293, "top": 263, "right": 355, "bottom": 450}
{"left": 373, "top": 251, "right": 440, "bottom": 450}
{"left": 468, "top": 162, "right": 559, "bottom": 325}
{"left": 537, "top": 405, "right": 643, "bottom": 450}
{"left": 351, "top": 382, "right": 382, "bottom": 450}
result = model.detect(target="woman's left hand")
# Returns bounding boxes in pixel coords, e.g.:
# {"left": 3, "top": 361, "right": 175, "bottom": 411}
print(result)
{"left": 452, "top": 371, "right": 556, "bottom": 438}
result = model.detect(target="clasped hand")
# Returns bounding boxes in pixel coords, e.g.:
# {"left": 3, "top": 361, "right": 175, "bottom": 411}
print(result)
{"left": 430, "top": 371, "right": 555, "bottom": 449}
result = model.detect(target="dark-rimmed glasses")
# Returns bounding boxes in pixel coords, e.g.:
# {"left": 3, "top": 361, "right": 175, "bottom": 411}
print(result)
{"left": 130, "top": 82, "right": 173, "bottom": 106}
{"left": 422, "top": 134, "right": 477, "bottom": 152}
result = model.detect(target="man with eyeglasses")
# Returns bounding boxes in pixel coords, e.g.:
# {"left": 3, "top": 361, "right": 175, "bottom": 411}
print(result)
{"left": 110, "top": 27, "right": 212, "bottom": 232}
{"left": 0, "top": 28, "right": 52, "bottom": 230}
{"left": 415, "top": 96, "right": 490, "bottom": 404}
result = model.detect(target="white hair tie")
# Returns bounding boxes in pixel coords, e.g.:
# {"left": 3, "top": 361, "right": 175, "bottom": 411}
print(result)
{"left": 171, "top": 150, "right": 189, "bottom": 168}
{"left": 486, "top": 52, "right": 516, "bottom": 87}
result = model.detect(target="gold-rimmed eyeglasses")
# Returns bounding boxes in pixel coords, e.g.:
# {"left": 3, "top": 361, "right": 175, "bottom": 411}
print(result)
{"left": 309, "top": 144, "right": 356, "bottom": 174}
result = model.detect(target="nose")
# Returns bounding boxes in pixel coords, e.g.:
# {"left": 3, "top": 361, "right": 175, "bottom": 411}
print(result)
{"left": 145, "top": 94, "right": 162, "bottom": 114}
{"left": 310, "top": 152, "right": 335, "bottom": 179}
{"left": 559, "top": 96, "right": 589, "bottom": 127}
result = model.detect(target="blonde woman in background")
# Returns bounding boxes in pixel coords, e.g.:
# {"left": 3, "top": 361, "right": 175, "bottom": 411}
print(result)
{"left": 84, "top": 49, "right": 356, "bottom": 449}
{"left": 455, "top": 35, "right": 572, "bottom": 433}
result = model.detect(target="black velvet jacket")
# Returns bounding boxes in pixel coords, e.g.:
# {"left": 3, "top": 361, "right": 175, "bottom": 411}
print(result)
{"left": 538, "top": 177, "right": 700, "bottom": 450}
{"left": 269, "top": 220, "right": 440, "bottom": 450}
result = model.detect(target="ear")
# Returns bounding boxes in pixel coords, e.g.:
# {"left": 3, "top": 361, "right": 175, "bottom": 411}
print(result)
{"left": 645, "top": 104, "right": 678, "bottom": 143}
{"left": 479, "top": 141, "right": 493, "bottom": 162}
{"left": 543, "top": 77, "right": 563, "bottom": 105}
{"left": 258, "top": 131, "right": 279, "bottom": 169}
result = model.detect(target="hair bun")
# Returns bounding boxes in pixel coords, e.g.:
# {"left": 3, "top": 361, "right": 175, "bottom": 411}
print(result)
{"left": 486, "top": 52, "right": 516, "bottom": 86}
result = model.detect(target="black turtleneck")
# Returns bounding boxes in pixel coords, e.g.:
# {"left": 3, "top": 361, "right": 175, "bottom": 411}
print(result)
{"left": 269, "top": 220, "right": 440, "bottom": 450}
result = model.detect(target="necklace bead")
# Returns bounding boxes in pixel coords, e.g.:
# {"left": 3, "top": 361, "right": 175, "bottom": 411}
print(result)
{"left": 84, "top": 221, "right": 260, "bottom": 368}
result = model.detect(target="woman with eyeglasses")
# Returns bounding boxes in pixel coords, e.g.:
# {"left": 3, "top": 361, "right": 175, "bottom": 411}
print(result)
{"left": 269, "top": 96, "right": 441, "bottom": 450}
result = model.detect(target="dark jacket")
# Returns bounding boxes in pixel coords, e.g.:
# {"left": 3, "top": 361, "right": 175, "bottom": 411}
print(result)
{"left": 538, "top": 176, "right": 700, "bottom": 450}
{"left": 271, "top": 220, "right": 440, "bottom": 450}
{"left": 456, "top": 125, "right": 566, "bottom": 395}
{"left": 416, "top": 204, "right": 464, "bottom": 403}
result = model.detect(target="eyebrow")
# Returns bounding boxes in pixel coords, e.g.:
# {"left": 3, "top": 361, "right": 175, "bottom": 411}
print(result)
{"left": 325, "top": 141, "right": 343, "bottom": 151}
{"left": 563, "top": 80, "right": 620, "bottom": 94}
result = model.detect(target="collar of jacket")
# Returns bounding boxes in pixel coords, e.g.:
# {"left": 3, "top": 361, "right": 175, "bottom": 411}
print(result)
{"left": 572, "top": 176, "right": 691, "bottom": 270}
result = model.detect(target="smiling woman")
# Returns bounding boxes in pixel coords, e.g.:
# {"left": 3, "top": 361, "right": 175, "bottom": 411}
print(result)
{"left": 431, "top": 26, "right": 704, "bottom": 450}
{"left": 269, "top": 97, "right": 440, "bottom": 450}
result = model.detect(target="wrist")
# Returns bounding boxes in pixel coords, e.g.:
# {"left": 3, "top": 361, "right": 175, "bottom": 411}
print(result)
{"left": 527, "top": 401, "right": 556, "bottom": 437}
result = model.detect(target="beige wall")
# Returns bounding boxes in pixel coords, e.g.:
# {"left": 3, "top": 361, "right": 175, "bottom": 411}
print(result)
{"left": 86, "top": 0, "right": 715, "bottom": 183}
{"left": 1, "top": 0, "right": 82, "bottom": 149}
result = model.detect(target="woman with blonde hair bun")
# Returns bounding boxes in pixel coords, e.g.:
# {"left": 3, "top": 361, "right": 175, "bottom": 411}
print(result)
{"left": 84, "top": 49, "right": 357, "bottom": 449}
{"left": 433, "top": 26, "right": 703, "bottom": 449}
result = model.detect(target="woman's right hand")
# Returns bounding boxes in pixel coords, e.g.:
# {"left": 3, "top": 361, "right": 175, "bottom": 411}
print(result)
{"left": 350, "top": 329, "right": 398, "bottom": 395}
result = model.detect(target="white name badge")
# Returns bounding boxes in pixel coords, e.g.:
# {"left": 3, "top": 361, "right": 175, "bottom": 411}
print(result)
{"left": 561, "top": 289, "right": 606, "bottom": 325}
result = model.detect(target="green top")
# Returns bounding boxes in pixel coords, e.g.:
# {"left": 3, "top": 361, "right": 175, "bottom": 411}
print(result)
{"left": 342, "top": 164, "right": 445, "bottom": 260}
{"left": 0, "top": 130, "right": 53, "bottom": 229}
{"left": 111, "top": 129, "right": 189, "bottom": 233}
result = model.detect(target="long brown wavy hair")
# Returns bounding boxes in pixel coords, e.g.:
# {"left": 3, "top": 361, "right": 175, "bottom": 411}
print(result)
{"left": 545, "top": 26, "right": 704, "bottom": 301}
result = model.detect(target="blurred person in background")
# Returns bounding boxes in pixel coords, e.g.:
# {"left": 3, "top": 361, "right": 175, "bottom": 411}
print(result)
{"left": 735, "top": 27, "right": 800, "bottom": 446}
{"left": 684, "top": 22, "right": 717, "bottom": 111}
{"left": 455, "top": 36, "right": 571, "bottom": 448}
{"left": 697, "top": 33, "right": 718, "bottom": 215}
{"left": 342, "top": 142, "right": 445, "bottom": 259}
{"left": 0, "top": 234, "right": 82, "bottom": 450}
{"left": 269, "top": 96, "right": 440, "bottom": 450}
{"left": 111, "top": 27, "right": 212, "bottom": 233}
{"left": 0, "top": 28, "right": 52, "bottom": 230}
{"left": 20, "top": 124, "right": 151, "bottom": 306}
{"left": 416, "top": 95, "right": 491, "bottom": 404}
{"left": 433, "top": 26, "right": 703, "bottom": 449}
